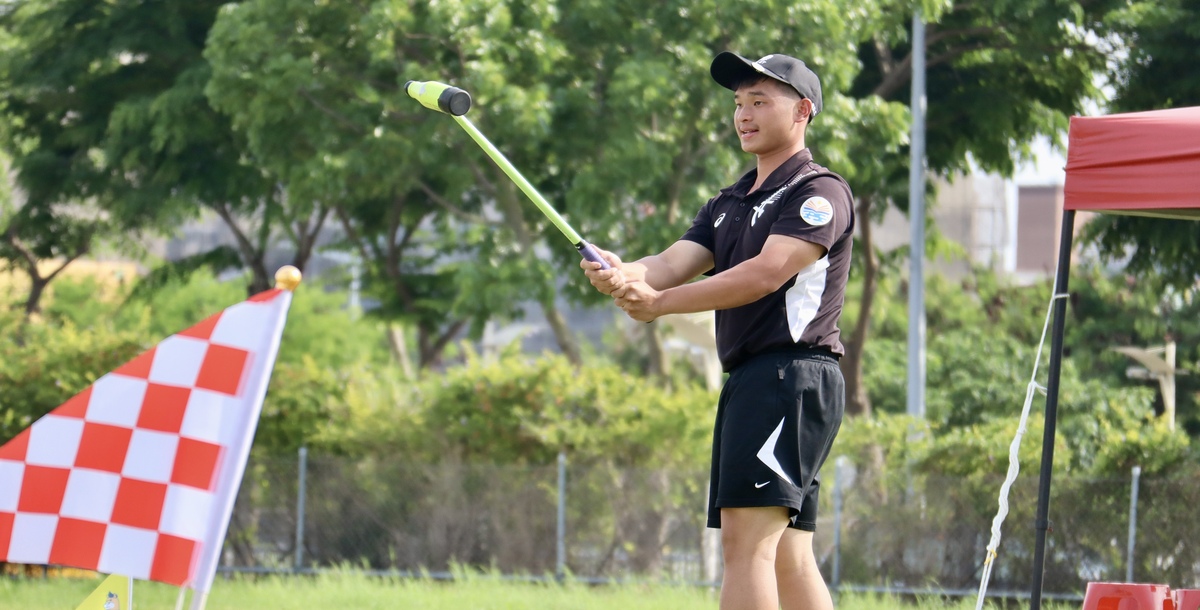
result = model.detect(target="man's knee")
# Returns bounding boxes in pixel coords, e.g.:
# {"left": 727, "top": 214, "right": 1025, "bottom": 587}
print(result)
{"left": 777, "top": 529, "right": 820, "bottom": 569}
{"left": 719, "top": 506, "right": 791, "bottom": 559}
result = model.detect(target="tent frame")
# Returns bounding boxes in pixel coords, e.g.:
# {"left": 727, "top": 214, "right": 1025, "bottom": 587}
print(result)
{"left": 1029, "top": 209, "right": 1075, "bottom": 610}
{"left": 1029, "top": 104, "right": 1200, "bottom": 606}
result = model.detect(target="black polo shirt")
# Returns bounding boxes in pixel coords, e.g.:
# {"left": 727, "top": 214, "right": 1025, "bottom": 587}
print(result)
{"left": 680, "top": 149, "right": 854, "bottom": 372}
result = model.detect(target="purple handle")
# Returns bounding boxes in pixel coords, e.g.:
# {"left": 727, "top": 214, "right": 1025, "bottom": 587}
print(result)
{"left": 577, "top": 241, "right": 612, "bottom": 270}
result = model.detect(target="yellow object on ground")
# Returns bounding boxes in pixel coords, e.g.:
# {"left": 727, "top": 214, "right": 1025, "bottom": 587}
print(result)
{"left": 74, "top": 573, "right": 130, "bottom": 610}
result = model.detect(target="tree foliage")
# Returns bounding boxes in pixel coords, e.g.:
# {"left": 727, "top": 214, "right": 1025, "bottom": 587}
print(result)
{"left": 0, "top": 0, "right": 319, "bottom": 298}
{"left": 3, "top": 0, "right": 1155, "bottom": 373}
{"left": 855, "top": 263, "right": 1200, "bottom": 449}
{"left": 1076, "top": 0, "right": 1200, "bottom": 290}
{"left": 835, "top": 0, "right": 1131, "bottom": 416}
{"left": 1064, "top": 265, "right": 1200, "bottom": 434}
{"left": 3, "top": 0, "right": 1193, "bottom": 414}
{"left": 202, "top": 0, "right": 581, "bottom": 366}
{"left": 321, "top": 342, "right": 714, "bottom": 469}
{"left": 2, "top": 259, "right": 1194, "bottom": 545}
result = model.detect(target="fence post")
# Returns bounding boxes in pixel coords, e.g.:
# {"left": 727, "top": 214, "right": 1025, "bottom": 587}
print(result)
{"left": 832, "top": 455, "right": 848, "bottom": 593}
{"left": 295, "top": 446, "right": 308, "bottom": 572}
{"left": 556, "top": 451, "right": 567, "bottom": 581}
{"left": 1126, "top": 465, "right": 1141, "bottom": 583}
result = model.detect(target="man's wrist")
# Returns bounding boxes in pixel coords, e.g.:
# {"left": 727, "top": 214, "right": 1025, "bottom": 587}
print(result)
{"left": 624, "top": 261, "right": 649, "bottom": 284}
{"left": 652, "top": 286, "right": 674, "bottom": 318}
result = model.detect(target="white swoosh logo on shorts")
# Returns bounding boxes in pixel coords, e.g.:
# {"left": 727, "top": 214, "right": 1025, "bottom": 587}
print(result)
{"left": 755, "top": 481, "right": 771, "bottom": 489}
{"left": 756, "top": 418, "right": 796, "bottom": 486}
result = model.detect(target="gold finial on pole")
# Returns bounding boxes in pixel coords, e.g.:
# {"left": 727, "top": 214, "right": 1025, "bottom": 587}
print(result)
{"left": 274, "top": 265, "right": 302, "bottom": 291}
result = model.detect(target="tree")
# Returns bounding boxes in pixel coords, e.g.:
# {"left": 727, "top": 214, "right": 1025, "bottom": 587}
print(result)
{"left": 455, "top": 0, "right": 1127, "bottom": 398}
{"left": 0, "top": 192, "right": 100, "bottom": 319}
{"left": 833, "top": 0, "right": 1129, "bottom": 416}
{"left": 203, "top": 0, "right": 587, "bottom": 367}
{"left": 0, "top": 0, "right": 318, "bottom": 296}
{"left": 1078, "top": 0, "right": 1200, "bottom": 291}
{"left": 0, "top": 148, "right": 99, "bottom": 320}
{"left": 0, "top": 24, "right": 103, "bottom": 318}
{"left": 1107, "top": 0, "right": 1200, "bottom": 114}
{"left": 3, "top": 0, "right": 1143, "bottom": 384}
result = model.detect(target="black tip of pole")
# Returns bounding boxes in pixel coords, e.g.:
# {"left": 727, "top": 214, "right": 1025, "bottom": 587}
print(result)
{"left": 439, "top": 87, "right": 472, "bottom": 116}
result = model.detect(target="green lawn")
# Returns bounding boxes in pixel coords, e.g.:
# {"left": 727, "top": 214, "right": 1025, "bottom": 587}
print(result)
{"left": 0, "top": 571, "right": 1076, "bottom": 610}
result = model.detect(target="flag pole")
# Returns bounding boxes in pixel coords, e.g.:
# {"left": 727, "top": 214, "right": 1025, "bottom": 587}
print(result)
{"left": 189, "top": 266, "right": 301, "bottom": 610}
{"left": 128, "top": 577, "right": 134, "bottom": 609}
{"left": 175, "top": 587, "right": 188, "bottom": 610}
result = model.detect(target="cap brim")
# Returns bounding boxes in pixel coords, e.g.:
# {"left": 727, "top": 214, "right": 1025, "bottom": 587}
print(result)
{"left": 710, "top": 51, "right": 785, "bottom": 91}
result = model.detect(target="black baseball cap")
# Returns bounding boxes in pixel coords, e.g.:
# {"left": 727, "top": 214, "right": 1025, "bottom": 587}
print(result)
{"left": 710, "top": 52, "right": 823, "bottom": 118}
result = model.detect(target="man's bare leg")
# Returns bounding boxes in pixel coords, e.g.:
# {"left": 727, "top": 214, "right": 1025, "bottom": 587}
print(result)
{"left": 719, "top": 507, "right": 790, "bottom": 610}
{"left": 776, "top": 528, "right": 834, "bottom": 610}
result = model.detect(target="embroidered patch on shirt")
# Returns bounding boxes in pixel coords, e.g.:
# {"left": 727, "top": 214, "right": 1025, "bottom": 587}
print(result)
{"left": 799, "top": 197, "right": 834, "bottom": 226}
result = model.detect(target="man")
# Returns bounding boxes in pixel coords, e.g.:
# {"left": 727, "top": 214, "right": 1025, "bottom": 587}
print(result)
{"left": 581, "top": 51, "right": 855, "bottom": 610}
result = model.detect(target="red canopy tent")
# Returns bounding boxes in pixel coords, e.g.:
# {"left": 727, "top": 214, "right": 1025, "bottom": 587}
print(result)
{"left": 1063, "top": 106, "right": 1200, "bottom": 217}
{"left": 1030, "top": 106, "right": 1200, "bottom": 608}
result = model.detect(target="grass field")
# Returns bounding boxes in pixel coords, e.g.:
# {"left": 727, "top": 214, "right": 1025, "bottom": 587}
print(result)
{"left": 0, "top": 570, "right": 1078, "bottom": 610}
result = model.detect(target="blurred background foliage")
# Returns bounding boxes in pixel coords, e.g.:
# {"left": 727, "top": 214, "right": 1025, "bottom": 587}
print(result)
{"left": 2, "top": 2, "right": 1200, "bottom": 577}
{"left": 2, "top": 265, "right": 1195, "bottom": 485}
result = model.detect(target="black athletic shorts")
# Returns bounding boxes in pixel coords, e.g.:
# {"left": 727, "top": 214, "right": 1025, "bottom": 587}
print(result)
{"left": 707, "top": 348, "right": 845, "bottom": 531}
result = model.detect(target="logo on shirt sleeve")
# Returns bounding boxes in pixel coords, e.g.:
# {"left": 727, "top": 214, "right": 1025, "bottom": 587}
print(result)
{"left": 799, "top": 197, "right": 834, "bottom": 226}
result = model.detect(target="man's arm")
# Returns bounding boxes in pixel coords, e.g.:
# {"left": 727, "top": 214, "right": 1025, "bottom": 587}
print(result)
{"left": 581, "top": 240, "right": 714, "bottom": 295}
{"left": 614, "top": 234, "right": 826, "bottom": 322}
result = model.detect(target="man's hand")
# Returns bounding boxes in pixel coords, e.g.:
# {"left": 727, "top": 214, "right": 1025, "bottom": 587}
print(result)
{"left": 581, "top": 247, "right": 633, "bottom": 296}
{"left": 614, "top": 281, "right": 662, "bottom": 322}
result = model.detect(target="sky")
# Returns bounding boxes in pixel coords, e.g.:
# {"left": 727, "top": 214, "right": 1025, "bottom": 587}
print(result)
{"left": 1014, "top": 136, "right": 1067, "bottom": 186}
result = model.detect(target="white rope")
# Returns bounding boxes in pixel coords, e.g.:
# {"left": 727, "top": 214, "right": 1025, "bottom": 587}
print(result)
{"left": 973, "top": 280, "right": 1069, "bottom": 610}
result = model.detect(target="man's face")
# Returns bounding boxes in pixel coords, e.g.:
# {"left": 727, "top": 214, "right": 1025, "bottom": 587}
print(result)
{"left": 732, "top": 78, "right": 808, "bottom": 156}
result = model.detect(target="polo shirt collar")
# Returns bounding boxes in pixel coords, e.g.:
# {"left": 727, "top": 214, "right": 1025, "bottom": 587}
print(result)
{"left": 723, "top": 149, "right": 815, "bottom": 196}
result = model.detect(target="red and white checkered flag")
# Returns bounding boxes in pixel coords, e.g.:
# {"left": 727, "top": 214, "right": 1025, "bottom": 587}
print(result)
{"left": 0, "top": 283, "right": 294, "bottom": 594}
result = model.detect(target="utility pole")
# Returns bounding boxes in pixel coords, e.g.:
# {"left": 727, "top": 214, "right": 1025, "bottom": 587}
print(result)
{"left": 906, "top": 11, "right": 928, "bottom": 419}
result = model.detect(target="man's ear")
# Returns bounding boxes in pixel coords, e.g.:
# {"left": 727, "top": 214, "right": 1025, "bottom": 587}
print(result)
{"left": 795, "top": 99, "right": 812, "bottom": 123}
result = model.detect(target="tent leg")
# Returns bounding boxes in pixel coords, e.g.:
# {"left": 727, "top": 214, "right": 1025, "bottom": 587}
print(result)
{"left": 1030, "top": 209, "right": 1076, "bottom": 610}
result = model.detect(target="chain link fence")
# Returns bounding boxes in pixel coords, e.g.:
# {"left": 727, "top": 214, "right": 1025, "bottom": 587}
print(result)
{"left": 221, "top": 450, "right": 1200, "bottom": 601}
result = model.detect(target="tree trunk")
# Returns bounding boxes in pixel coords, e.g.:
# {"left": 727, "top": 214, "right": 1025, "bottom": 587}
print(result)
{"left": 246, "top": 257, "right": 271, "bottom": 295}
{"left": 3, "top": 229, "right": 87, "bottom": 323}
{"left": 287, "top": 205, "right": 330, "bottom": 275}
{"left": 212, "top": 202, "right": 270, "bottom": 295}
{"left": 23, "top": 277, "right": 48, "bottom": 319}
{"left": 645, "top": 321, "right": 668, "bottom": 381}
{"left": 841, "top": 195, "right": 889, "bottom": 507}
{"left": 418, "top": 318, "right": 468, "bottom": 369}
{"left": 490, "top": 175, "right": 585, "bottom": 366}
{"left": 386, "top": 323, "right": 416, "bottom": 379}
{"left": 542, "top": 300, "right": 582, "bottom": 366}
{"left": 843, "top": 195, "right": 879, "bottom": 417}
